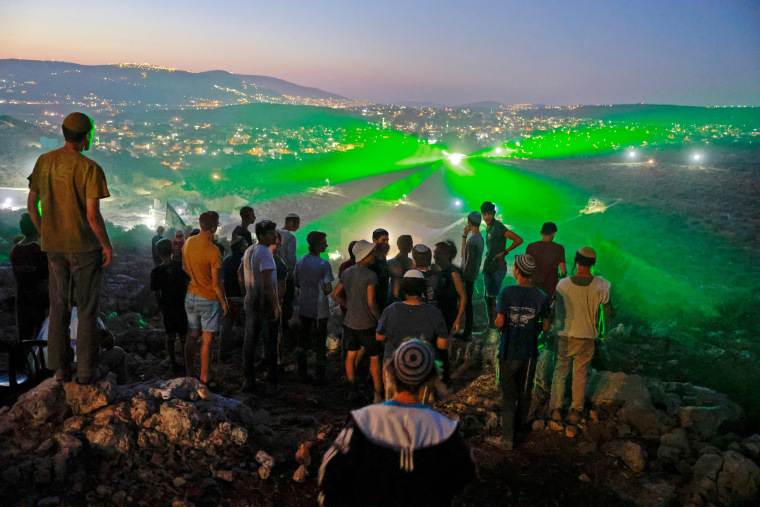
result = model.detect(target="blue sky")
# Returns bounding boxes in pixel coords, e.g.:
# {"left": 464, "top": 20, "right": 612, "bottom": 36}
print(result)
{"left": 1, "top": 0, "right": 758, "bottom": 105}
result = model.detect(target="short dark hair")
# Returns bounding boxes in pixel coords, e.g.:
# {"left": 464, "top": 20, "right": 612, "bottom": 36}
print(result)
{"left": 401, "top": 277, "right": 426, "bottom": 298}
{"left": 541, "top": 222, "right": 558, "bottom": 235}
{"left": 575, "top": 252, "right": 596, "bottom": 267}
{"left": 255, "top": 220, "right": 277, "bottom": 240}
{"left": 347, "top": 240, "right": 358, "bottom": 261}
{"left": 372, "top": 228, "right": 389, "bottom": 241}
{"left": 19, "top": 213, "right": 37, "bottom": 237}
{"left": 412, "top": 246, "right": 432, "bottom": 268}
{"left": 515, "top": 266, "right": 532, "bottom": 279}
{"left": 435, "top": 240, "right": 457, "bottom": 261}
{"left": 62, "top": 125, "right": 90, "bottom": 144}
{"left": 240, "top": 206, "right": 254, "bottom": 218}
{"left": 156, "top": 226, "right": 164, "bottom": 234}
{"left": 189, "top": 228, "right": 201, "bottom": 237}
{"left": 285, "top": 215, "right": 300, "bottom": 225}
{"left": 156, "top": 238, "right": 173, "bottom": 257}
{"left": 199, "top": 211, "right": 219, "bottom": 232}
{"left": 307, "top": 231, "right": 327, "bottom": 253}
{"left": 480, "top": 201, "right": 496, "bottom": 214}
{"left": 397, "top": 234, "right": 413, "bottom": 252}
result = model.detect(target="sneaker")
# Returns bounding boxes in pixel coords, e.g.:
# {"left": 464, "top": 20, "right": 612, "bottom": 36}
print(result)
{"left": 485, "top": 436, "right": 514, "bottom": 451}
{"left": 550, "top": 409, "right": 563, "bottom": 422}
{"left": 566, "top": 409, "right": 582, "bottom": 424}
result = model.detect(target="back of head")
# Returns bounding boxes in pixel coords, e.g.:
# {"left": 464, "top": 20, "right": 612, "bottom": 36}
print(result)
{"left": 401, "top": 270, "right": 426, "bottom": 298}
{"left": 575, "top": 246, "right": 596, "bottom": 267}
{"left": 156, "top": 226, "right": 165, "bottom": 235}
{"left": 347, "top": 240, "right": 358, "bottom": 261}
{"left": 255, "top": 220, "right": 277, "bottom": 240}
{"left": 541, "top": 222, "right": 558, "bottom": 235}
{"left": 19, "top": 213, "right": 37, "bottom": 237}
{"left": 435, "top": 240, "right": 457, "bottom": 261}
{"left": 412, "top": 244, "right": 432, "bottom": 268}
{"left": 307, "top": 231, "right": 327, "bottom": 252}
{"left": 240, "top": 206, "right": 254, "bottom": 219}
{"left": 62, "top": 112, "right": 94, "bottom": 143}
{"left": 199, "top": 211, "right": 219, "bottom": 232}
{"left": 285, "top": 212, "right": 300, "bottom": 226}
{"left": 513, "top": 254, "right": 536, "bottom": 278}
{"left": 397, "top": 234, "right": 413, "bottom": 252}
{"left": 389, "top": 339, "right": 436, "bottom": 393}
{"left": 467, "top": 211, "right": 482, "bottom": 227}
{"left": 156, "top": 238, "right": 173, "bottom": 257}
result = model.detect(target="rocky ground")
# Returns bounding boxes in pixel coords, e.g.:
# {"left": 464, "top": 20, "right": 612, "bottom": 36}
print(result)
{"left": 1, "top": 253, "right": 759, "bottom": 506}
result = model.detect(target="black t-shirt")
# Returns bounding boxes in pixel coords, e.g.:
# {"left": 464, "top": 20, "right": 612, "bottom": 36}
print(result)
{"left": 10, "top": 242, "right": 48, "bottom": 298}
{"left": 436, "top": 265, "right": 460, "bottom": 328}
{"left": 232, "top": 224, "right": 253, "bottom": 248}
{"left": 151, "top": 234, "right": 163, "bottom": 259}
{"left": 483, "top": 219, "right": 508, "bottom": 274}
{"left": 222, "top": 252, "right": 244, "bottom": 298}
{"left": 150, "top": 261, "right": 190, "bottom": 308}
{"left": 369, "top": 257, "right": 390, "bottom": 310}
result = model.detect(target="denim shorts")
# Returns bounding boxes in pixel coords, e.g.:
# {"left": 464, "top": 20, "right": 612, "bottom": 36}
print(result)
{"left": 185, "top": 293, "right": 221, "bottom": 332}
{"left": 484, "top": 265, "right": 508, "bottom": 297}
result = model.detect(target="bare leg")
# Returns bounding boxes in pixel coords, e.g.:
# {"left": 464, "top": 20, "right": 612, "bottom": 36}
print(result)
{"left": 370, "top": 355, "right": 383, "bottom": 402}
{"left": 185, "top": 328, "right": 201, "bottom": 377}
{"left": 199, "top": 331, "right": 214, "bottom": 383}
{"left": 346, "top": 350, "right": 358, "bottom": 383}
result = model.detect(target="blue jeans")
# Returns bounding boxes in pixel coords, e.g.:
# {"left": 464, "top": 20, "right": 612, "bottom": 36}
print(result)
{"left": 185, "top": 293, "right": 221, "bottom": 332}
{"left": 484, "top": 266, "right": 507, "bottom": 298}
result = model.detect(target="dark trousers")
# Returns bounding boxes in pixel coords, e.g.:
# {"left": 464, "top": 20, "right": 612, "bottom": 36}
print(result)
{"left": 16, "top": 293, "right": 48, "bottom": 343}
{"left": 463, "top": 281, "right": 475, "bottom": 337}
{"left": 297, "top": 316, "right": 327, "bottom": 379}
{"left": 281, "top": 278, "right": 296, "bottom": 330}
{"left": 243, "top": 296, "right": 279, "bottom": 385}
{"left": 47, "top": 250, "right": 103, "bottom": 382}
{"left": 499, "top": 358, "right": 536, "bottom": 442}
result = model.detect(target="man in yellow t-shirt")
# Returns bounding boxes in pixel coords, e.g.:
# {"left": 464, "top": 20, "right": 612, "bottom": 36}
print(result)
{"left": 27, "top": 112, "right": 113, "bottom": 385}
{"left": 182, "top": 211, "right": 228, "bottom": 385}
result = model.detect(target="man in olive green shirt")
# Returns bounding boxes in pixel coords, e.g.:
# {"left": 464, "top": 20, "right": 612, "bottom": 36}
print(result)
{"left": 27, "top": 112, "right": 113, "bottom": 385}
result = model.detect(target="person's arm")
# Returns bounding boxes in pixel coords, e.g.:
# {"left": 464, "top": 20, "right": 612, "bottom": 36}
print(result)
{"left": 211, "top": 267, "right": 228, "bottom": 315}
{"left": 461, "top": 225, "right": 469, "bottom": 261}
{"left": 27, "top": 190, "right": 42, "bottom": 233}
{"left": 495, "top": 314, "right": 506, "bottom": 328}
{"left": 542, "top": 316, "right": 551, "bottom": 332}
{"left": 332, "top": 282, "right": 347, "bottom": 308}
{"left": 237, "top": 260, "right": 246, "bottom": 296}
{"left": 262, "top": 269, "right": 280, "bottom": 319}
{"left": 601, "top": 302, "right": 611, "bottom": 335}
{"left": 86, "top": 198, "right": 113, "bottom": 267}
{"left": 451, "top": 271, "right": 466, "bottom": 334}
{"left": 559, "top": 262, "right": 568, "bottom": 278}
{"left": 367, "top": 284, "right": 380, "bottom": 321}
{"left": 493, "top": 229, "right": 523, "bottom": 264}
{"left": 391, "top": 277, "right": 401, "bottom": 299}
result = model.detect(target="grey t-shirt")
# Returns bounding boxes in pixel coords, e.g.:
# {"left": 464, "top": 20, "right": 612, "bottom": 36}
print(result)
{"left": 377, "top": 302, "right": 449, "bottom": 361}
{"left": 461, "top": 233, "right": 484, "bottom": 282}
{"left": 295, "top": 253, "right": 334, "bottom": 319}
{"left": 340, "top": 264, "right": 379, "bottom": 330}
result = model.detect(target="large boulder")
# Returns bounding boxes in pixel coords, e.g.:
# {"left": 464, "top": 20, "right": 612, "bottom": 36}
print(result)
{"left": 617, "top": 401, "right": 666, "bottom": 437}
{"left": 63, "top": 373, "right": 118, "bottom": 415}
{"left": 1, "top": 378, "right": 69, "bottom": 428}
{"left": 716, "top": 450, "right": 760, "bottom": 504}
{"left": 678, "top": 406, "right": 728, "bottom": 439}
{"left": 601, "top": 440, "right": 647, "bottom": 473}
{"left": 586, "top": 372, "right": 652, "bottom": 407}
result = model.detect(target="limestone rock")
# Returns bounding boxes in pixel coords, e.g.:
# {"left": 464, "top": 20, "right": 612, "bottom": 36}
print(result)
{"left": 531, "top": 420, "right": 545, "bottom": 431}
{"left": 12, "top": 378, "right": 68, "bottom": 423}
{"left": 716, "top": 450, "right": 760, "bottom": 503}
{"left": 258, "top": 466, "right": 271, "bottom": 480}
{"left": 53, "top": 433, "right": 83, "bottom": 480}
{"left": 639, "top": 480, "right": 676, "bottom": 507}
{"left": 657, "top": 444, "right": 681, "bottom": 464}
{"left": 293, "top": 464, "right": 308, "bottom": 483}
{"left": 661, "top": 428, "right": 690, "bottom": 456}
{"left": 256, "top": 450, "right": 275, "bottom": 469}
{"left": 678, "top": 406, "right": 727, "bottom": 438}
{"left": 295, "top": 442, "right": 312, "bottom": 466}
{"left": 84, "top": 423, "right": 133, "bottom": 456}
{"left": 601, "top": 440, "right": 647, "bottom": 473}
{"left": 617, "top": 401, "right": 665, "bottom": 437}
{"left": 586, "top": 372, "right": 652, "bottom": 407}
{"left": 64, "top": 373, "right": 118, "bottom": 415}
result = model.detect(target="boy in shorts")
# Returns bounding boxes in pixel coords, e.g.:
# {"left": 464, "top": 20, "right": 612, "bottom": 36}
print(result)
{"left": 151, "top": 238, "right": 190, "bottom": 373}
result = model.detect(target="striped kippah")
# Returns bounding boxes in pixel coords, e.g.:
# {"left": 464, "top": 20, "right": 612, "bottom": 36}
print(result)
{"left": 393, "top": 340, "right": 434, "bottom": 386}
{"left": 514, "top": 254, "right": 536, "bottom": 275}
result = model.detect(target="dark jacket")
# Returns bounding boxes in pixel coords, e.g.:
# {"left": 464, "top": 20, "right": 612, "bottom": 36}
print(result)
{"left": 318, "top": 401, "right": 475, "bottom": 506}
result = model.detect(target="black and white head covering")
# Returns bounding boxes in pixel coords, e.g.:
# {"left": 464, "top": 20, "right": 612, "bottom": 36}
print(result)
{"left": 393, "top": 339, "right": 434, "bottom": 386}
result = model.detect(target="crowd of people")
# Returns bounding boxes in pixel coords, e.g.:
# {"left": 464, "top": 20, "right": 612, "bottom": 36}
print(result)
{"left": 8, "top": 112, "right": 614, "bottom": 505}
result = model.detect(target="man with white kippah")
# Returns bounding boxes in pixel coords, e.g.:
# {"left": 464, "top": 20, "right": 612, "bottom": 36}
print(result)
{"left": 376, "top": 269, "right": 449, "bottom": 398}
{"left": 332, "top": 240, "right": 382, "bottom": 402}
{"left": 318, "top": 339, "right": 475, "bottom": 506}
{"left": 550, "top": 246, "right": 611, "bottom": 425}
{"left": 487, "top": 254, "right": 550, "bottom": 450}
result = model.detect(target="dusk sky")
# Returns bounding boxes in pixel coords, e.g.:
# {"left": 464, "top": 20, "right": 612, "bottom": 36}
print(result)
{"left": 1, "top": 0, "right": 758, "bottom": 106}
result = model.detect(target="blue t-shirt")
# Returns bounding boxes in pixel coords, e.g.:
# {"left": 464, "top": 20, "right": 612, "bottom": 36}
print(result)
{"left": 377, "top": 302, "right": 449, "bottom": 362}
{"left": 496, "top": 285, "right": 550, "bottom": 360}
{"left": 295, "top": 253, "right": 335, "bottom": 319}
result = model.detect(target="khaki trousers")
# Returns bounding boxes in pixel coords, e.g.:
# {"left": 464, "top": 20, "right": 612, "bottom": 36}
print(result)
{"left": 549, "top": 336, "right": 595, "bottom": 412}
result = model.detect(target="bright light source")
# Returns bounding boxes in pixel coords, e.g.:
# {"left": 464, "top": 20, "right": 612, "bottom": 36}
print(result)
{"left": 1, "top": 198, "right": 11, "bottom": 210}
{"left": 495, "top": 148, "right": 502, "bottom": 154}
{"left": 213, "top": 174, "right": 220, "bottom": 179}
{"left": 628, "top": 150, "right": 636, "bottom": 158}
{"left": 693, "top": 154, "right": 701, "bottom": 161}
{"left": 648, "top": 159, "right": 654, "bottom": 164}
{"left": 328, "top": 250, "right": 343, "bottom": 261}
{"left": 429, "top": 139, "right": 437, "bottom": 144}
{"left": 144, "top": 216, "right": 156, "bottom": 228}
{"left": 454, "top": 200, "right": 462, "bottom": 206}
{"left": 445, "top": 152, "right": 465, "bottom": 164}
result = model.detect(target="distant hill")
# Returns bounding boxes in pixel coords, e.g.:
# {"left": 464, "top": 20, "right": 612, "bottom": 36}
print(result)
{"left": 118, "top": 103, "right": 368, "bottom": 129}
{"left": 0, "top": 114, "right": 43, "bottom": 152}
{"left": 517, "top": 104, "right": 760, "bottom": 127}
{"left": 0, "top": 59, "right": 345, "bottom": 110}
{"left": 456, "top": 101, "right": 505, "bottom": 111}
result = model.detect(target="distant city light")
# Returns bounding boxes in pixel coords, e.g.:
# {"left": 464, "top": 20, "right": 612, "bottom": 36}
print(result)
{"left": 325, "top": 178, "right": 330, "bottom": 185}
{"left": 445, "top": 152, "right": 465, "bottom": 164}
{"left": 628, "top": 150, "right": 637, "bottom": 158}
{"left": 213, "top": 174, "right": 220, "bottom": 179}
{"left": 454, "top": 199, "right": 462, "bottom": 206}
{"left": 692, "top": 154, "right": 701, "bottom": 161}
{"left": 2, "top": 198, "right": 11, "bottom": 210}
{"left": 648, "top": 159, "right": 655, "bottom": 164}
{"left": 495, "top": 148, "right": 503, "bottom": 154}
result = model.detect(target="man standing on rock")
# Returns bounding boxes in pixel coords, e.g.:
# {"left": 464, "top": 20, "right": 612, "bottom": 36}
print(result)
{"left": 277, "top": 212, "right": 300, "bottom": 344}
{"left": 182, "top": 211, "right": 228, "bottom": 386}
{"left": 550, "top": 247, "right": 611, "bottom": 424}
{"left": 27, "top": 112, "right": 113, "bottom": 384}
{"left": 488, "top": 254, "right": 550, "bottom": 450}
{"left": 480, "top": 201, "right": 523, "bottom": 336}
{"left": 525, "top": 222, "right": 566, "bottom": 302}
{"left": 232, "top": 206, "right": 255, "bottom": 247}
{"left": 295, "top": 231, "right": 334, "bottom": 382}
{"left": 332, "top": 240, "right": 382, "bottom": 402}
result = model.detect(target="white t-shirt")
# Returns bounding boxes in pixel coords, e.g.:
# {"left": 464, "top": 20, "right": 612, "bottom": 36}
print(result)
{"left": 277, "top": 228, "right": 297, "bottom": 278}
{"left": 243, "top": 244, "right": 277, "bottom": 300}
{"left": 553, "top": 276, "right": 610, "bottom": 339}
{"left": 295, "top": 253, "right": 335, "bottom": 319}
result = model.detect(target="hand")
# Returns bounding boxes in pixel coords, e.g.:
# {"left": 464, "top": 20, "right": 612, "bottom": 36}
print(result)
{"left": 463, "top": 225, "right": 470, "bottom": 236}
{"left": 494, "top": 250, "right": 507, "bottom": 266}
{"left": 273, "top": 304, "right": 281, "bottom": 321}
{"left": 102, "top": 245, "right": 113, "bottom": 267}
{"left": 222, "top": 301, "right": 229, "bottom": 316}
{"left": 452, "top": 317, "right": 462, "bottom": 335}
